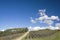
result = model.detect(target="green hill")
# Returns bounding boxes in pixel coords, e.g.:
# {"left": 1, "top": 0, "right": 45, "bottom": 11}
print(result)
{"left": 0, "top": 28, "right": 60, "bottom": 40}
{"left": 24, "top": 30, "right": 60, "bottom": 40}
{"left": 0, "top": 28, "right": 28, "bottom": 40}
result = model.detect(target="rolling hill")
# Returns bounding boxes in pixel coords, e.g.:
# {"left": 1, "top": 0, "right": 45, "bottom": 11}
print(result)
{"left": 23, "top": 30, "right": 60, "bottom": 40}
{"left": 0, "top": 28, "right": 28, "bottom": 40}
{"left": 0, "top": 28, "right": 60, "bottom": 40}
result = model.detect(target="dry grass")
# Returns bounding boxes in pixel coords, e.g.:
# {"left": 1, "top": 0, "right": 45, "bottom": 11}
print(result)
{"left": 23, "top": 30, "right": 60, "bottom": 40}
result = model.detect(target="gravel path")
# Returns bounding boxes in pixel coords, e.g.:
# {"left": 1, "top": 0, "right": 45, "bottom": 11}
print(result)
{"left": 13, "top": 31, "right": 30, "bottom": 40}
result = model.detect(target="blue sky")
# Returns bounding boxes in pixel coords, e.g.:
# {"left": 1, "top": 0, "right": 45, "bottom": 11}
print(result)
{"left": 0, "top": 0, "right": 60, "bottom": 30}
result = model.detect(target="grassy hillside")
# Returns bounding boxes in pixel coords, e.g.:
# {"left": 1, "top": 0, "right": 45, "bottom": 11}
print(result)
{"left": 23, "top": 30, "right": 60, "bottom": 40}
{"left": 0, "top": 28, "right": 28, "bottom": 40}
{"left": 0, "top": 28, "right": 60, "bottom": 40}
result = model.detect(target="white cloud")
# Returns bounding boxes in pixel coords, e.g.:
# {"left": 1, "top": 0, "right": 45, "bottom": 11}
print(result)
{"left": 28, "top": 26, "right": 60, "bottom": 31}
{"left": 38, "top": 15, "right": 48, "bottom": 21}
{"left": 44, "top": 20, "right": 53, "bottom": 25}
{"left": 28, "top": 26, "right": 40, "bottom": 31}
{"left": 39, "top": 9, "right": 46, "bottom": 16}
{"left": 30, "top": 17, "right": 36, "bottom": 23}
{"left": 46, "top": 26, "right": 58, "bottom": 30}
{"left": 55, "top": 23, "right": 60, "bottom": 29}
{"left": 31, "top": 9, "right": 59, "bottom": 25}
{"left": 51, "top": 16, "right": 59, "bottom": 20}
{"left": 28, "top": 26, "right": 48, "bottom": 31}
{"left": 33, "top": 27, "right": 40, "bottom": 31}
{"left": 30, "top": 19, "right": 36, "bottom": 23}
{"left": 0, "top": 29, "right": 5, "bottom": 31}
{"left": 30, "top": 9, "right": 60, "bottom": 30}
{"left": 37, "top": 13, "right": 59, "bottom": 26}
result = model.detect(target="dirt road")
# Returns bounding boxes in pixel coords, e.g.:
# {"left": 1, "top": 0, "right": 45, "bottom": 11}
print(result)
{"left": 13, "top": 31, "right": 30, "bottom": 40}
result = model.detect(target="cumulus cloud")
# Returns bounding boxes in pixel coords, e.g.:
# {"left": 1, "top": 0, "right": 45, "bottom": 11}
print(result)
{"left": 33, "top": 27, "right": 40, "bottom": 31}
{"left": 38, "top": 10, "right": 59, "bottom": 26}
{"left": 30, "top": 9, "right": 60, "bottom": 30}
{"left": 51, "top": 16, "right": 59, "bottom": 21}
{"left": 28, "top": 26, "right": 48, "bottom": 31}
{"left": 31, "top": 9, "right": 60, "bottom": 26}
{"left": 39, "top": 9, "right": 46, "bottom": 16}
{"left": 38, "top": 15, "right": 48, "bottom": 21}
{"left": 0, "top": 29, "right": 5, "bottom": 31}
{"left": 55, "top": 23, "right": 60, "bottom": 29}
{"left": 28, "top": 26, "right": 40, "bottom": 31}
{"left": 46, "top": 26, "right": 59, "bottom": 30}
{"left": 44, "top": 20, "right": 53, "bottom": 25}
{"left": 28, "top": 26, "right": 60, "bottom": 31}
{"left": 31, "top": 19, "right": 36, "bottom": 23}
{"left": 30, "top": 17, "right": 36, "bottom": 23}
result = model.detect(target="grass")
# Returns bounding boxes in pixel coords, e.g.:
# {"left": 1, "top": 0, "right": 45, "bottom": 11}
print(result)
{"left": 0, "top": 29, "right": 60, "bottom": 40}
{"left": 0, "top": 28, "right": 28, "bottom": 40}
{"left": 23, "top": 30, "right": 60, "bottom": 40}
{"left": 0, "top": 33, "right": 25, "bottom": 40}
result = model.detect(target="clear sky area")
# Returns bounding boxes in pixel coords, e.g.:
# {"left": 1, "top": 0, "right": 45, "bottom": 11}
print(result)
{"left": 0, "top": 0, "right": 60, "bottom": 30}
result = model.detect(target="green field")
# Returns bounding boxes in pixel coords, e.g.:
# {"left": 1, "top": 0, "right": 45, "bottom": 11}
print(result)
{"left": 23, "top": 30, "right": 60, "bottom": 40}
{"left": 0, "top": 28, "right": 28, "bottom": 40}
{"left": 0, "top": 28, "right": 60, "bottom": 40}
{"left": 0, "top": 33, "right": 24, "bottom": 40}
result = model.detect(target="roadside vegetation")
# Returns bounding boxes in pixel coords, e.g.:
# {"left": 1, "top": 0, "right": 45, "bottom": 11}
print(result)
{"left": 0, "top": 28, "right": 60, "bottom": 40}
{"left": 23, "top": 30, "right": 60, "bottom": 40}
{"left": 0, "top": 28, "right": 28, "bottom": 40}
